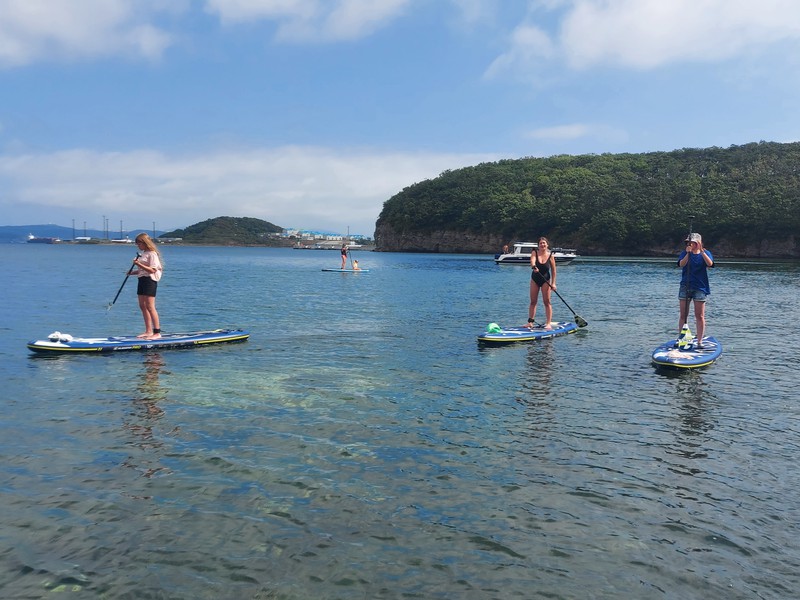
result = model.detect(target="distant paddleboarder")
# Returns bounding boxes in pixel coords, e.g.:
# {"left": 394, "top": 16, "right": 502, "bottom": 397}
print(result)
{"left": 341, "top": 243, "right": 348, "bottom": 269}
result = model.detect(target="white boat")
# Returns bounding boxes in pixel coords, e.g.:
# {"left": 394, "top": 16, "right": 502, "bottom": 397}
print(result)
{"left": 27, "top": 234, "right": 61, "bottom": 244}
{"left": 494, "top": 242, "right": 578, "bottom": 265}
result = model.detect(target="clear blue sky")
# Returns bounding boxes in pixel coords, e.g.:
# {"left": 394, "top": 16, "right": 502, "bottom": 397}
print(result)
{"left": 1, "top": 0, "right": 798, "bottom": 237}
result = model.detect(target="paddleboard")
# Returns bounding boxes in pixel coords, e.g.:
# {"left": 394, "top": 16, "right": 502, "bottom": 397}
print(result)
{"left": 651, "top": 336, "right": 722, "bottom": 369}
{"left": 477, "top": 321, "right": 579, "bottom": 344}
{"left": 27, "top": 329, "right": 250, "bottom": 354}
{"left": 321, "top": 268, "right": 369, "bottom": 272}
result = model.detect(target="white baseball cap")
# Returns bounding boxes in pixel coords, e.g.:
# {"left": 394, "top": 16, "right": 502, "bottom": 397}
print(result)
{"left": 684, "top": 233, "right": 702, "bottom": 243}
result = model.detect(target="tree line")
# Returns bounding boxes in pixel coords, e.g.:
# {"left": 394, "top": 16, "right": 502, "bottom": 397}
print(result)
{"left": 162, "top": 216, "right": 285, "bottom": 245}
{"left": 375, "top": 141, "right": 800, "bottom": 255}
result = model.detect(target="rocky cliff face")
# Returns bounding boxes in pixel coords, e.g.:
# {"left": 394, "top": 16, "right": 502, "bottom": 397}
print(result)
{"left": 710, "top": 235, "right": 798, "bottom": 258}
{"left": 374, "top": 224, "right": 507, "bottom": 253}
{"left": 375, "top": 223, "right": 799, "bottom": 258}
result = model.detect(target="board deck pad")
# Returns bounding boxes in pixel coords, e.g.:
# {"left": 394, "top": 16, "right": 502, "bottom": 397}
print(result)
{"left": 321, "top": 268, "right": 369, "bottom": 272}
{"left": 477, "top": 321, "right": 579, "bottom": 343}
{"left": 28, "top": 329, "right": 250, "bottom": 353}
{"left": 651, "top": 336, "right": 722, "bottom": 369}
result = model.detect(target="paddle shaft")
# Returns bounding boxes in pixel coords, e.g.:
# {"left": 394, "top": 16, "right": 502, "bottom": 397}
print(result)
{"left": 682, "top": 216, "right": 695, "bottom": 330}
{"left": 542, "top": 280, "right": 588, "bottom": 327}
{"left": 109, "top": 253, "right": 140, "bottom": 307}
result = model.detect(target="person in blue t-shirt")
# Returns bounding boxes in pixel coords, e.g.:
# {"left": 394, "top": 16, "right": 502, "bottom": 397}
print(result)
{"left": 677, "top": 232, "right": 714, "bottom": 348}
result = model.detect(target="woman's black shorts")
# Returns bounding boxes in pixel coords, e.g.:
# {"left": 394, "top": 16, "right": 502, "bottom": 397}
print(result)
{"left": 137, "top": 276, "right": 158, "bottom": 297}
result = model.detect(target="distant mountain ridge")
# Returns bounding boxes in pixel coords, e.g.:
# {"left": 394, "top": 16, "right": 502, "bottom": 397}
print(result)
{"left": 2, "top": 217, "right": 302, "bottom": 246}
{"left": 0, "top": 216, "right": 286, "bottom": 245}
{"left": 0, "top": 224, "right": 162, "bottom": 244}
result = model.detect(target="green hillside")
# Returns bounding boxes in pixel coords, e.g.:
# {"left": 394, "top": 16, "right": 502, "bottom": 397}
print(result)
{"left": 162, "top": 216, "right": 284, "bottom": 245}
{"left": 375, "top": 141, "right": 800, "bottom": 256}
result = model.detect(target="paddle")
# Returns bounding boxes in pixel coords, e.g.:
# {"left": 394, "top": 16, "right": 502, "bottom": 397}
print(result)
{"left": 108, "top": 253, "right": 140, "bottom": 309}
{"left": 543, "top": 281, "right": 588, "bottom": 327}
{"left": 679, "top": 216, "right": 695, "bottom": 344}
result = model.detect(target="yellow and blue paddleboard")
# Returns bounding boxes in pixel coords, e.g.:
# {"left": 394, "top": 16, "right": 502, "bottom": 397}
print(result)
{"left": 477, "top": 321, "right": 579, "bottom": 344}
{"left": 651, "top": 336, "right": 722, "bottom": 369}
{"left": 321, "top": 268, "right": 369, "bottom": 272}
{"left": 28, "top": 329, "right": 250, "bottom": 354}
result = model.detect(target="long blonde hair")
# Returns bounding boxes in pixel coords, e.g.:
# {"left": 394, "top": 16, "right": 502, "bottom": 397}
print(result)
{"left": 135, "top": 233, "right": 162, "bottom": 261}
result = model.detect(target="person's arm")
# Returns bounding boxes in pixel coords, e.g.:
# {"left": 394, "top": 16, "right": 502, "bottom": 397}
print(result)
{"left": 550, "top": 254, "right": 557, "bottom": 288}
{"left": 678, "top": 248, "right": 689, "bottom": 267}
{"left": 700, "top": 247, "right": 714, "bottom": 267}
{"left": 134, "top": 252, "right": 157, "bottom": 275}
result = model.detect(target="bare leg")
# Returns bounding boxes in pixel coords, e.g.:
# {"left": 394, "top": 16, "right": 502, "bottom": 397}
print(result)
{"left": 137, "top": 295, "right": 153, "bottom": 338}
{"left": 694, "top": 301, "right": 706, "bottom": 342}
{"left": 528, "top": 281, "right": 541, "bottom": 327}
{"left": 678, "top": 298, "right": 690, "bottom": 333}
{"left": 542, "top": 286, "right": 553, "bottom": 328}
{"left": 139, "top": 295, "right": 160, "bottom": 339}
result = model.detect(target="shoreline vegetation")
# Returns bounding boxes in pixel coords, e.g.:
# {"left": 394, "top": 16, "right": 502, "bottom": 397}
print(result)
{"left": 4, "top": 217, "right": 374, "bottom": 249}
{"left": 375, "top": 141, "right": 800, "bottom": 258}
{"left": 7, "top": 141, "right": 800, "bottom": 258}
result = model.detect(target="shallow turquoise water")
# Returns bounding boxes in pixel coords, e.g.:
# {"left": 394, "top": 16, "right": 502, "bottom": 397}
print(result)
{"left": 1, "top": 244, "right": 799, "bottom": 599}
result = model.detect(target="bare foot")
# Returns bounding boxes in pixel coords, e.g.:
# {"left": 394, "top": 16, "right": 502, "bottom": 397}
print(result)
{"left": 544, "top": 323, "right": 552, "bottom": 330}
{"left": 137, "top": 332, "right": 152, "bottom": 338}
{"left": 147, "top": 333, "right": 162, "bottom": 340}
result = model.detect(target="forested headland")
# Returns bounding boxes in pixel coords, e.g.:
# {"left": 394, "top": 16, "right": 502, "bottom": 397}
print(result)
{"left": 162, "top": 216, "right": 286, "bottom": 245}
{"left": 374, "top": 141, "right": 800, "bottom": 257}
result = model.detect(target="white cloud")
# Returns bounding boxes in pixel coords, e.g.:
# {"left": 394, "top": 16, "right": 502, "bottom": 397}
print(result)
{"left": 490, "top": 0, "right": 800, "bottom": 76}
{"left": 204, "top": 0, "right": 411, "bottom": 42}
{"left": 0, "top": 0, "right": 498, "bottom": 66}
{"left": 526, "top": 123, "right": 590, "bottom": 141}
{"left": 322, "top": 0, "right": 410, "bottom": 41}
{"left": 202, "top": 0, "right": 318, "bottom": 25}
{"left": 524, "top": 122, "right": 628, "bottom": 144}
{"left": 561, "top": 0, "right": 800, "bottom": 70}
{"left": 444, "top": 0, "right": 500, "bottom": 29}
{"left": 0, "top": 0, "right": 176, "bottom": 67}
{"left": 0, "top": 146, "right": 499, "bottom": 234}
{"left": 484, "top": 23, "right": 554, "bottom": 80}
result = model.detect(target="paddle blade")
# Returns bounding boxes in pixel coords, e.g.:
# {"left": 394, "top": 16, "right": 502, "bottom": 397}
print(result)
{"left": 575, "top": 315, "right": 588, "bottom": 328}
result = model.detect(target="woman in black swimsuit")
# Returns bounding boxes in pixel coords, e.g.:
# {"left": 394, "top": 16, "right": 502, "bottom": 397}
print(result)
{"left": 527, "top": 236, "right": 557, "bottom": 329}
{"left": 341, "top": 243, "right": 348, "bottom": 269}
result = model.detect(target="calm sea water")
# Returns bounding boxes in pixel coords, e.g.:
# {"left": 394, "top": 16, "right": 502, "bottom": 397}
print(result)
{"left": 1, "top": 244, "right": 799, "bottom": 599}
